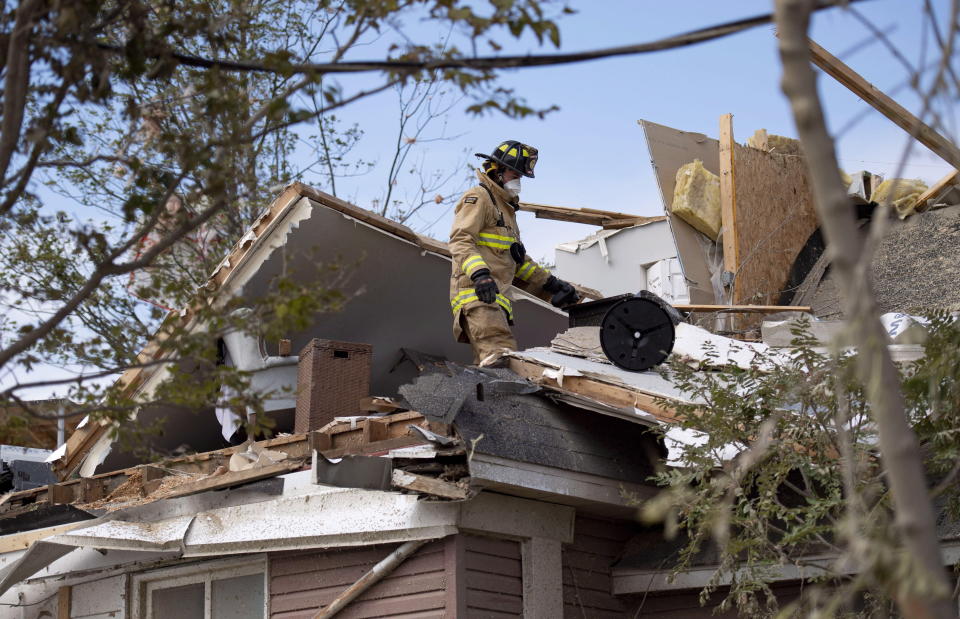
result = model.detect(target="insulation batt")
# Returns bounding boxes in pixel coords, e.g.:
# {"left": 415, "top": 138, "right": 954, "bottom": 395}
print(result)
{"left": 671, "top": 159, "right": 721, "bottom": 240}
{"left": 871, "top": 178, "right": 929, "bottom": 219}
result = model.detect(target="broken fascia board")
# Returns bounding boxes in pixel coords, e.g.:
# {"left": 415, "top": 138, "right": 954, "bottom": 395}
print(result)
{"left": 468, "top": 453, "right": 658, "bottom": 516}
{"left": 544, "top": 391, "right": 661, "bottom": 427}
{"left": 45, "top": 485, "right": 459, "bottom": 558}
{"left": 0, "top": 485, "right": 571, "bottom": 600}
{"left": 213, "top": 196, "right": 315, "bottom": 303}
{"left": 53, "top": 516, "right": 195, "bottom": 553}
{"left": 510, "top": 347, "right": 699, "bottom": 405}
{"left": 0, "top": 486, "right": 455, "bottom": 595}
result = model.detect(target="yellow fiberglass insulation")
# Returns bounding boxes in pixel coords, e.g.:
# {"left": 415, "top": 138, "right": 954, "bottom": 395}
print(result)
{"left": 871, "top": 178, "right": 929, "bottom": 219}
{"left": 672, "top": 159, "right": 721, "bottom": 240}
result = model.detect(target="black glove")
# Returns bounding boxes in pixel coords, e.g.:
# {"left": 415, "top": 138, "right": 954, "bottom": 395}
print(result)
{"left": 470, "top": 268, "right": 499, "bottom": 304}
{"left": 543, "top": 275, "right": 580, "bottom": 308}
{"left": 509, "top": 242, "right": 526, "bottom": 264}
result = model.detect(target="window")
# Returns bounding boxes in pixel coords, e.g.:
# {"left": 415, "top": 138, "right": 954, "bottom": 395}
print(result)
{"left": 131, "top": 557, "right": 266, "bottom": 619}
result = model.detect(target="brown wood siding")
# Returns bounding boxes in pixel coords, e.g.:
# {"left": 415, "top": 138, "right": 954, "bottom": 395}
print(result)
{"left": 462, "top": 534, "right": 523, "bottom": 617}
{"left": 562, "top": 516, "right": 636, "bottom": 618}
{"left": 269, "top": 539, "right": 448, "bottom": 618}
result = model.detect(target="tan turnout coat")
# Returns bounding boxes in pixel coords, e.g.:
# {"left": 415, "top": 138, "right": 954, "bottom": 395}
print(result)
{"left": 449, "top": 170, "right": 552, "bottom": 342}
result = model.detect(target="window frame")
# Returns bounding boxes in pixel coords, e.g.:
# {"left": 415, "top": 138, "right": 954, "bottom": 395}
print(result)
{"left": 130, "top": 555, "right": 268, "bottom": 619}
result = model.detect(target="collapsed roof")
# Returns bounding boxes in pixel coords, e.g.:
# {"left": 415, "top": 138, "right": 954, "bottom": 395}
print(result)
{"left": 51, "top": 184, "right": 572, "bottom": 479}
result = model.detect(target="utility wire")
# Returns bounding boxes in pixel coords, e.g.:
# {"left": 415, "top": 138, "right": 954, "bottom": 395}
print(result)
{"left": 89, "top": 0, "right": 867, "bottom": 77}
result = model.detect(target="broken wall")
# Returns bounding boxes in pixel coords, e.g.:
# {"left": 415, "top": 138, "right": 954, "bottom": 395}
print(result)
{"left": 731, "top": 144, "right": 817, "bottom": 306}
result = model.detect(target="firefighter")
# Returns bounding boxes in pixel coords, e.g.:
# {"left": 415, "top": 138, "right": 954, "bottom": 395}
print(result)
{"left": 449, "top": 139, "right": 579, "bottom": 365}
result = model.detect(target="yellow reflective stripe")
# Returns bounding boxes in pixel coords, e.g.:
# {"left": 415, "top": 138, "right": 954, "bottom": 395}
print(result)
{"left": 478, "top": 232, "right": 515, "bottom": 242}
{"left": 450, "top": 289, "right": 513, "bottom": 318}
{"left": 462, "top": 255, "right": 487, "bottom": 274}
{"left": 451, "top": 290, "right": 478, "bottom": 314}
{"left": 477, "top": 240, "right": 512, "bottom": 250}
{"left": 516, "top": 261, "right": 536, "bottom": 280}
{"left": 495, "top": 294, "right": 513, "bottom": 318}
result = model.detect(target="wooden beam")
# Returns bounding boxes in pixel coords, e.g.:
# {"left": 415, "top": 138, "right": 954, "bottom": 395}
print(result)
{"left": 674, "top": 304, "right": 812, "bottom": 314}
{"left": 915, "top": 169, "right": 960, "bottom": 210}
{"left": 57, "top": 586, "right": 71, "bottom": 619}
{"left": 719, "top": 113, "right": 739, "bottom": 294}
{"left": 391, "top": 470, "right": 467, "bottom": 500}
{"left": 808, "top": 38, "right": 960, "bottom": 170}
{"left": 518, "top": 201, "right": 665, "bottom": 227}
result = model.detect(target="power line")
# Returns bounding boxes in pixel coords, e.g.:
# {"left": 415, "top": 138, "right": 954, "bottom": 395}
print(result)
{"left": 91, "top": 0, "right": 867, "bottom": 78}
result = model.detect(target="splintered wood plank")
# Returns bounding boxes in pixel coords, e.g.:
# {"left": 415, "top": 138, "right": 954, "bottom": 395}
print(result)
{"left": 159, "top": 459, "right": 305, "bottom": 500}
{"left": 808, "top": 38, "right": 960, "bottom": 169}
{"left": 320, "top": 436, "right": 427, "bottom": 459}
{"left": 392, "top": 470, "right": 467, "bottom": 500}
{"left": 506, "top": 358, "right": 683, "bottom": 424}
{"left": 517, "top": 201, "right": 652, "bottom": 226}
{"left": 719, "top": 113, "right": 739, "bottom": 289}
{"left": 915, "top": 169, "right": 960, "bottom": 210}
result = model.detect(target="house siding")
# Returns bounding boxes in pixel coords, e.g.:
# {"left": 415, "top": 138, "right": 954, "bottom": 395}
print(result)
{"left": 562, "top": 516, "right": 636, "bottom": 618}
{"left": 269, "top": 540, "right": 448, "bottom": 618}
{"left": 462, "top": 534, "right": 523, "bottom": 617}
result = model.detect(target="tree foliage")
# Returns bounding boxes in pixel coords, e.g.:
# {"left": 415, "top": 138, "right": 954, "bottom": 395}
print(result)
{"left": 0, "top": 0, "right": 572, "bottom": 446}
{"left": 644, "top": 315, "right": 960, "bottom": 617}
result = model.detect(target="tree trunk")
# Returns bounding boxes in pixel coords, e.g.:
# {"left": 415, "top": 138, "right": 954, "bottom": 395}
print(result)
{"left": 774, "top": 1, "right": 954, "bottom": 617}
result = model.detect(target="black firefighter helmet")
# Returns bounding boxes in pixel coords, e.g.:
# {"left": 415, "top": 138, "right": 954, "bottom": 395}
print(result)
{"left": 475, "top": 140, "right": 538, "bottom": 178}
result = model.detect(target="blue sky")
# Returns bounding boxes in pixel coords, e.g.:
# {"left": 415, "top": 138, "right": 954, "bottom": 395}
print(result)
{"left": 11, "top": 1, "right": 955, "bottom": 400}
{"left": 316, "top": 0, "right": 957, "bottom": 262}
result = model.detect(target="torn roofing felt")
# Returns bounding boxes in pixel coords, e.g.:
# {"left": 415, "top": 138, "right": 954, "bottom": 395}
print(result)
{"left": 399, "top": 364, "right": 666, "bottom": 484}
{"left": 54, "top": 183, "right": 569, "bottom": 479}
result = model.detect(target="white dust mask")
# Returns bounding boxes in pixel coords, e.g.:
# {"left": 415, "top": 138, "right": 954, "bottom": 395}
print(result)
{"left": 503, "top": 178, "right": 521, "bottom": 197}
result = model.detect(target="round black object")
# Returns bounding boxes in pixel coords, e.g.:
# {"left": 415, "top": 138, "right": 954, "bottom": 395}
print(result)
{"left": 599, "top": 294, "right": 677, "bottom": 372}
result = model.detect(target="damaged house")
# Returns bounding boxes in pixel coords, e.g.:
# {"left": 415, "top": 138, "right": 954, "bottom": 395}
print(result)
{"left": 2, "top": 38, "right": 960, "bottom": 619}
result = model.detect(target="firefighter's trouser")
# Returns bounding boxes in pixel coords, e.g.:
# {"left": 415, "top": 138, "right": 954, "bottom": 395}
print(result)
{"left": 463, "top": 304, "right": 517, "bottom": 364}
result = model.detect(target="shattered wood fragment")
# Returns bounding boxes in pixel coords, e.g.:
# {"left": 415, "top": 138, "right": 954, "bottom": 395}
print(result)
{"left": 308, "top": 430, "right": 333, "bottom": 452}
{"left": 79, "top": 478, "right": 105, "bottom": 503}
{"left": 362, "top": 418, "right": 390, "bottom": 443}
{"left": 159, "top": 459, "right": 305, "bottom": 500}
{"left": 359, "top": 396, "right": 405, "bottom": 413}
{"left": 507, "top": 358, "right": 682, "bottom": 424}
{"left": 321, "top": 436, "right": 428, "bottom": 459}
{"left": 46, "top": 483, "right": 74, "bottom": 505}
{"left": 141, "top": 465, "right": 168, "bottom": 482}
{"left": 915, "top": 170, "right": 959, "bottom": 211}
{"left": 391, "top": 470, "right": 468, "bottom": 500}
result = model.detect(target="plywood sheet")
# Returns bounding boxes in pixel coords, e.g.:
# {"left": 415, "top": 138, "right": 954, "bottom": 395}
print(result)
{"left": 732, "top": 144, "right": 817, "bottom": 306}
{"left": 639, "top": 120, "right": 722, "bottom": 304}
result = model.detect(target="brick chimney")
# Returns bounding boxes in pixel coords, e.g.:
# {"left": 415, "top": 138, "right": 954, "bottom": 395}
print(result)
{"left": 295, "top": 339, "right": 372, "bottom": 433}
